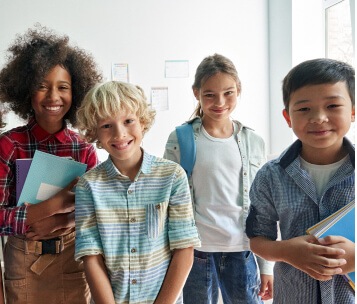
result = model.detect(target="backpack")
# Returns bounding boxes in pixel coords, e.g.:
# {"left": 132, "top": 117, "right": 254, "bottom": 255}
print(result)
{"left": 175, "top": 122, "right": 196, "bottom": 178}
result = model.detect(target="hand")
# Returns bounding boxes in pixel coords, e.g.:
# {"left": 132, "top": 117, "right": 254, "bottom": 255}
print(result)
{"left": 319, "top": 236, "right": 355, "bottom": 274}
{"left": 282, "top": 235, "right": 346, "bottom": 281}
{"left": 259, "top": 274, "right": 273, "bottom": 300}
{"left": 26, "top": 211, "right": 75, "bottom": 240}
{"left": 51, "top": 178, "right": 78, "bottom": 213}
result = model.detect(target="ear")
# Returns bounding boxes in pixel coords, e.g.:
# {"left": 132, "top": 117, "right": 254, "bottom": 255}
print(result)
{"left": 282, "top": 109, "right": 292, "bottom": 128}
{"left": 351, "top": 106, "right": 355, "bottom": 122}
{"left": 193, "top": 88, "right": 200, "bottom": 101}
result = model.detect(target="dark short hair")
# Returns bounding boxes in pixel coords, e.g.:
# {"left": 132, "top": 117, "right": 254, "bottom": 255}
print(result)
{"left": 0, "top": 24, "right": 102, "bottom": 126}
{"left": 282, "top": 58, "right": 355, "bottom": 110}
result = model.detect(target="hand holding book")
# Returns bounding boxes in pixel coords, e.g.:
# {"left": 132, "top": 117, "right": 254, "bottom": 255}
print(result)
{"left": 307, "top": 200, "right": 355, "bottom": 290}
{"left": 318, "top": 235, "right": 355, "bottom": 275}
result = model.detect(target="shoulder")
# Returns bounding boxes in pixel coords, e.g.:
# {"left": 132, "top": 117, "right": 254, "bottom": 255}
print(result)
{"left": 148, "top": 154, "right": 186, "bottom": 177}
{"left": 236, "top": 121, "right": 264, "bottom": 142}
{"left": 0, "top": 125, "right": 29, "bottom": 148}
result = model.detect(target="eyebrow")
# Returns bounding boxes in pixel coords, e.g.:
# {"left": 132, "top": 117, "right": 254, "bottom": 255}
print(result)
{"left": 292, "top": 95, "right": 346, "bottom": 106}
{"left": 202, "top": 86, "right": 236, "bottom": 93}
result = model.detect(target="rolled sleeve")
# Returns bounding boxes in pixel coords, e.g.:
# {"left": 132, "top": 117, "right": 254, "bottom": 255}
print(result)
{"left": 168, "top": 166, "right": 200, "bottom": 250}
{"left": 246, "top": 167, "right": 279, "bottom": 241}
{"left": 75, "top": 178, "right": 103, "bottom": 261}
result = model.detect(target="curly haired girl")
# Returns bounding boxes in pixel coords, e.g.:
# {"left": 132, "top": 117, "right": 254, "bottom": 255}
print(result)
{"left": 0, "top": 24, "right": 102, "bottom": 304}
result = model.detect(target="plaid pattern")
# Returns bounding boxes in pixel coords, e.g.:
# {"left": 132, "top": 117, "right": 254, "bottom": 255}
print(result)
{"left": 246, "top": 139, "right": 355, "bottom": 304}
{"left": 0, "top": 118, "right": 98, "bottom": 235}
{"left": 75, "top": 152, "right": 201, "bottom": 304}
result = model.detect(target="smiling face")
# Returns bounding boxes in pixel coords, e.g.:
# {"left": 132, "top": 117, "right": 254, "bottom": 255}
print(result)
{"left": 283, "top": 81, "right": 355, "bottom": 164}
{"left": 31, "top": 65, "right": 72, "bottom": 134}
{"left": 194, "top": 72, "right": 238, "bottom": 126}
{"left": 96, "top": 108, "right": 144, "bottom": 175}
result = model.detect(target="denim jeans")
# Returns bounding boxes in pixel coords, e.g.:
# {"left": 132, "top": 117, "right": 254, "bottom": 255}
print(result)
{"left": 183, "top": 250, "right": 262, "bottom": 304}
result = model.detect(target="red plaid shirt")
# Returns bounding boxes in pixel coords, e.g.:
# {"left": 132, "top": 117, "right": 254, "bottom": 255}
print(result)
{"left": 0, "top": 118, "right": 98, "bottom": 235}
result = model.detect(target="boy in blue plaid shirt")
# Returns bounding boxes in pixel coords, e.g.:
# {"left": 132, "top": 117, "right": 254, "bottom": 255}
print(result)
{"left": 246, "top": 58, "right": 355, "bottom": 303}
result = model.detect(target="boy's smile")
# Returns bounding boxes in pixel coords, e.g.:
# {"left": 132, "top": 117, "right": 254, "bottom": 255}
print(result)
{"left": 283, "top": 82, "right": 355, "bottom": 164}
{"left": 96, "top": 109, "right": 144, "bottom": 178}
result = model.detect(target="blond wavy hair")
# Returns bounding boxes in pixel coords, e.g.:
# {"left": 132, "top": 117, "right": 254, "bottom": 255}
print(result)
{"left": 76, "top": 81, "right": 156, "bottom": 143}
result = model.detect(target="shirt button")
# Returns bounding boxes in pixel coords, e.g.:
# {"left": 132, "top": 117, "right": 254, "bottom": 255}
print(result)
{"left": 243, "top": 171, "right": 247, "bottom": 176}
{"left": 132, "top": 279, "right": 137, "bottom": 284}
{"left": 244, "top": 188, "right": 248, "bottom": 193}
{"left": 155, "top": 204, "right": 161, "bottom": 209}
{"left": 131, "top": 248, "right": 136, "bottom": 253}
{"left": 130, "top": 218, "right": 136, "bottom": 223}
{"left": 128, "top": 189, "right": 133, "bottom": 194}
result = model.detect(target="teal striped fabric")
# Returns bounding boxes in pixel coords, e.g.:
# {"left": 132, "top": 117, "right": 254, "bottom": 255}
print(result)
{"left": 75, "top": 151, "right": 200, "bottom": 303}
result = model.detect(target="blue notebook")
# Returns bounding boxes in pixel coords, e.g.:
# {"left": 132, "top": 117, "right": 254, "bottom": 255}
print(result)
{"left": 307, "top": 200, "right": 355, "bottom": 290}
{"left": 17, "top": 150, "right": 87, "bottom": 206}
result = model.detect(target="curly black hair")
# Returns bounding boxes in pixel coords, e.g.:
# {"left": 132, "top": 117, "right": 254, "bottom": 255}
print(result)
{"left": 0, "top": 24, "right": 102, "bottom": 126}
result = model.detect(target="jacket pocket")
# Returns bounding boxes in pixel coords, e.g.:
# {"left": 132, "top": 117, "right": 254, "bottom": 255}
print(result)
{"left": 146, "top": 201, "right": 169, "bottom": 239}
{"left": 249, "top": 156, "right": 264, "bottom": 177}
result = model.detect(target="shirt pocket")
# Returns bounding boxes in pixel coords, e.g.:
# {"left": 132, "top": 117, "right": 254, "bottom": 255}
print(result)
{"left": 249, "top": 156, "right": 264, "bottom": 177}
{"left": 146, "top": 201, "right": 169, "bottom": 239}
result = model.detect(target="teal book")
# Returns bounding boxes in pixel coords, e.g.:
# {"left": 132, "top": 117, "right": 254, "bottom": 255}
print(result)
{"left": 17, "top": 150, "right": 87, "bottom": 206}
{"left": 307, "top": 200, "right": 355, "bottom": 290}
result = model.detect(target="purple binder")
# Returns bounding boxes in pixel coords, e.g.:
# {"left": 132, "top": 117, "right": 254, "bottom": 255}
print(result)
{"left": 15, "top": 159, "right": 32, "bottom": 203}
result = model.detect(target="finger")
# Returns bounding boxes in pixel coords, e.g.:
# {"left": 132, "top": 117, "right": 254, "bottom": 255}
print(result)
{"left": 66, "top": 177, "right": 79, "bottom": 190}
{"left": 314, "top": 244, "right": 345, "bottom": 256}
{"left": 318, "top": 235, "right": 345, "bottom": 245}
{"left": 306, "top": 267, "right": 334, "bottom": 281}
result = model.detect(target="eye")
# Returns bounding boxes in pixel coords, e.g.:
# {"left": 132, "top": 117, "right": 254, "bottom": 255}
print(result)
{"left": 297, "top": 107, "right": 309, "bottom": 112}
{"left": 327, "top": 104, "right": 340, "bottom": 109}
{"left": 125, "top": 119, "right": 134, "bottom": 124}
{"left": 100, "top": 124, "right": 111, "bottom": 129}
{"left": 225, "top": 91, "right": 234, "bottom": 96}
{"left": 37, "top": 84, "right": 47, "bottom": 91}
{"left": 204, "top": 93, "right": 214, "bottom": 98}
{"left": 59, "top": 85, "right": 70, "bottom": 90}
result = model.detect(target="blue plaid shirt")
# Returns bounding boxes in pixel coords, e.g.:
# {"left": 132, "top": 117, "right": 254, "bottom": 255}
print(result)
{"left": 246, "top": 139, "right": 355, "bottom": 304}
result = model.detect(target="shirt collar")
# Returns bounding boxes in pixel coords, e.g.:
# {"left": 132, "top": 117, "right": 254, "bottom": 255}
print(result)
{"left": 104, "top": 149, "right": 153, "bottom": 179}
{"left": 28, "top": 117, "right": 70, "bottom": 144}
{"left": 279, "top": 138, "right": 355, "bottom": 169}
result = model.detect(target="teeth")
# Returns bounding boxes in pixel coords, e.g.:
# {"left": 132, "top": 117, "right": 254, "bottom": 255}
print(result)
{"left": 114, "top": 142, "right": 129, "bottom": 148}
{"left": 46, "top": 106, "right": 61, "bottom": 111}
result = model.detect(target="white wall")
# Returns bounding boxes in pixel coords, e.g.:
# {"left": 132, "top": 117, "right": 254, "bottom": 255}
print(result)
{"left": 268, "top": 0, "right": 325, "bottom": 156}
{"left": 0, "top": 0, "right": 270, "bottom": 161}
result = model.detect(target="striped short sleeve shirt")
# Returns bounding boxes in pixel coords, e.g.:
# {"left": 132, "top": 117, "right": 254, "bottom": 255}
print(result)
{"left": 75, "top": 151, "right": 201, "bottom": 304}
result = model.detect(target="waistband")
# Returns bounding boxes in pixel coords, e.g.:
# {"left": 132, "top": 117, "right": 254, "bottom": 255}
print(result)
{"left": 8, "top": 231, "right": 76, "bottom": 255}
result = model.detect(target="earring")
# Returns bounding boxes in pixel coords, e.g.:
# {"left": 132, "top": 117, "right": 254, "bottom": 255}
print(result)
{"left": 96, "top": 141, "right": 102, "bottom": 149}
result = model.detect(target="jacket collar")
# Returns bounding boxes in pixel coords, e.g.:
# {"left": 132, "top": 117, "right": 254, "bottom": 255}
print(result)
{"left": 279, "top": 138, "right": 355, "bottom": 169}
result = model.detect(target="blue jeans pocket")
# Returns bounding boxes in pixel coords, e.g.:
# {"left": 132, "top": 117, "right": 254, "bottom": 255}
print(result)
{"left": 146, "top": 201, "right": 168, "bottom": 239}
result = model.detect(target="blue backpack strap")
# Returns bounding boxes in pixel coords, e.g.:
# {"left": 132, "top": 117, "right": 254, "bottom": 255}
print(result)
{"left": 175, "top": 123, "right": 196, "bottom": 177}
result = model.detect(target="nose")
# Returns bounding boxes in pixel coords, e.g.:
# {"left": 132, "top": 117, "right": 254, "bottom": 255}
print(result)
{"left": 113, "top": 124, "right": 126, "bottom": 139}
{"left": 214, "top": 94, "right": 225, "bottom": 106}
{"left": 309, "top": 109, "right": 328, "bottom": 124}
{"left": 47, "top": 88, "right": 60, "bottom": 102}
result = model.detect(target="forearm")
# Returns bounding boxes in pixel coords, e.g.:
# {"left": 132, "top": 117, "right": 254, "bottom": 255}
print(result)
{"left": 155, "top": 247, "right": 194, "bottom": 304}
{"left": 83, "top": 255, "right": 115, "bottom": 304}
{"left": 250, "top": 236, "right": 286, "bottom": 262}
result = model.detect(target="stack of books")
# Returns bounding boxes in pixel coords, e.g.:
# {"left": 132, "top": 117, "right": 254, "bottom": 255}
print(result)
{"left": 16, "top": 150, "right": 87, "bottom": 206}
